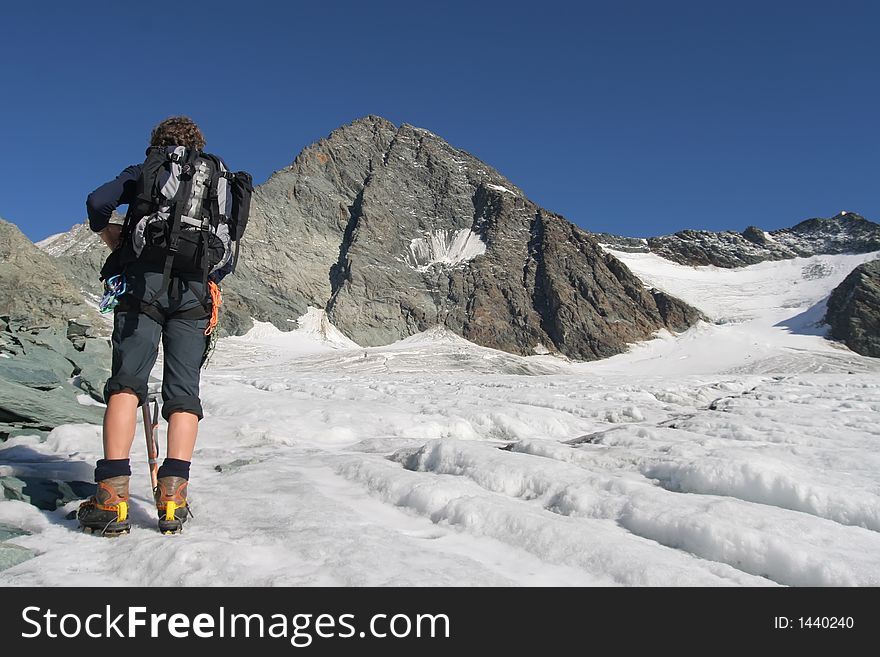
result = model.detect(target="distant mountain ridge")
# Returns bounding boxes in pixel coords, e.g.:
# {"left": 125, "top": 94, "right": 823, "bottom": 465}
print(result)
{"left": 597, "top": 212, "right": 880, "bottom": 268}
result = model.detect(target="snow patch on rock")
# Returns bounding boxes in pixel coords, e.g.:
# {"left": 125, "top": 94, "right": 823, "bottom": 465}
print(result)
{"left": 406, "top": 229, "right": 486, "bottom": 272}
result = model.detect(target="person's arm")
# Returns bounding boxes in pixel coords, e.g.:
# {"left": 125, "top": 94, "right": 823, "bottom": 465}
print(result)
{"left": 85, "top": 164, "right": 141, "bottom": 233}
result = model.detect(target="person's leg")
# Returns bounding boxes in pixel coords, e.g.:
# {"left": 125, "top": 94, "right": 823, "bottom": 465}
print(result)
{"left": 166, "top": 411, "right": 199, "bottom": 460}
{"left": 101, "top": 308, "right": 163, "bottom": 461}
{"left": 159, "top": 312, "right": 209, "bottom": 456}
{"left": 79, "top": 307, "right": 162, "bottom": 533}
{"left": 154, "top": 304, "right": 209, "bottom": 531}
{"left": 102, "top": 389, "right": 140, "bottom": 459}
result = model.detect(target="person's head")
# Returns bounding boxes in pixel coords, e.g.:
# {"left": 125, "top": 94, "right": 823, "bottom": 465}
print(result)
{"left": 150, "top": 116, "right": 205, "bottom": 151}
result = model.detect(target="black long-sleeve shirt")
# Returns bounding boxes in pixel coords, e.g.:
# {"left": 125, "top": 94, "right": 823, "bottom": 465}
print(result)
{"left": 85, "top": 164, "right": 142, "bottom": 232}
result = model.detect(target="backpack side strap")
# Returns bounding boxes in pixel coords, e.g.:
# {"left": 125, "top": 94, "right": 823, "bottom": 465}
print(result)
{"left": 116, "top": 295, "right": 211, "bottom": 326}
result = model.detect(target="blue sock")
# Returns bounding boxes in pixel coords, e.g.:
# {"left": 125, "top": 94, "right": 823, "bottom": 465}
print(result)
{"left": 95, "top": 458, "right": 131, "bottom": 482}
{"left": 157, "top": 458, "right": 191, "bottom": 481}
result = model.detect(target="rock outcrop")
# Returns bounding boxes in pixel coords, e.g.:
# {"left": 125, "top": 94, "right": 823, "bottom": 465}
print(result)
{"left": 0, "top": 219, "right": 109, "bottom": 439}
{"left": 0, "top": 218, "right": 102, "bottom": 327}
{"left": 0, "top": 315, "right": 108, "bottom": 440}
{"left": 825, "top": 259, "right": 880, "bottom": 357}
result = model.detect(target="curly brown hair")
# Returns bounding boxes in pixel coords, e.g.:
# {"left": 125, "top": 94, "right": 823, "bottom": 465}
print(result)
{"left": 150, "top": 116, "right": 206, "bottom": 151}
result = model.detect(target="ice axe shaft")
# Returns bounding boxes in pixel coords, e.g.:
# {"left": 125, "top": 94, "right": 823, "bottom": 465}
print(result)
{"left": 141, "top": 397, "right": 160, "bottom": 492}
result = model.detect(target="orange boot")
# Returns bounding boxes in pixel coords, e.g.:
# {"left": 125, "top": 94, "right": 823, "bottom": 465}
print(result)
{"left": 155, "top": 476, "right": 192, "bottom": 534}
{"left": 77, "top": 476, "right": 131, "bottom": 536}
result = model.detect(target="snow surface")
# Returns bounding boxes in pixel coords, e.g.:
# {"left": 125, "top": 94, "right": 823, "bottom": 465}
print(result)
{"left": 2, "top": 254, "right": 880, "bottom": 586}
{"left": 406, "top": 229, "right": 487, "bottom": 271}
{"left": 592, "top": 249, "right": 880, "bottom": 376}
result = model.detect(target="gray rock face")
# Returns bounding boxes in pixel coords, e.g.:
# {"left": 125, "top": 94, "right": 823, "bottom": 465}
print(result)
{"left": 647, "top": 228, "right": 794, "bottom": 267}
{"left": 591, "top": 232, "right": 650, "bottom": 253}
{"left": 0, "top": 524, "right": 35, "bottom": 571}
{"left": 0, "top": 315, "right": 108, "bottom": 439}
{"left": 644, "top": 213, "right": 880, "bottom": 268}
{"left": 219, "top": 117, "right": 399, "bottom": 334}
{"left": 777, "top": 213, "right": 880, "bottom": 255}
{"left": 37, "top": 213, "right": 124, "bottom": 310}
{"left": 825, "top": 259, "right": 880, "bottom": 357}
{"left": 0, "top": 220, "right": 110, "bottom": 438}
{"left": 0, "top": 218, "right": 102, "bottom": 327}
{"left": 321, "top": 122, "right": 700, "bottom": 359}
{"left": 0, "top": 475, "right": 94, "bottom": 511}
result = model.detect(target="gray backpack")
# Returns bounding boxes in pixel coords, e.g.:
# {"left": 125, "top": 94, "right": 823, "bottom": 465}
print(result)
{"left": 120, "top": 145, "right": 253, "bottom": 300}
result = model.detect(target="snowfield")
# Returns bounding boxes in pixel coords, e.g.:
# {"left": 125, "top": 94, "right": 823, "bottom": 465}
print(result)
{"left": 1, "top": 251, "right": 879, "bottom": 586}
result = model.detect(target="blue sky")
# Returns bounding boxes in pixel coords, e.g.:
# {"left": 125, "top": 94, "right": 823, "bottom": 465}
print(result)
{"left": 1, "top": 1, "right": 877, "bottom": 242}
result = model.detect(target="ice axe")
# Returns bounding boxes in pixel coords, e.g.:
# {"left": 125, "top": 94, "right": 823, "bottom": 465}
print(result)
{"left": 141, "top": 392, "right": 160, "bottom": 493}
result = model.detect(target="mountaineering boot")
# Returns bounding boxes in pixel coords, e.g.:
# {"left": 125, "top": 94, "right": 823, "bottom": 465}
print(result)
{"left": 155, "top": 476, "right": 191, "bottom": 534}
{"left": 77, "top": 475, "right": 131, "bottom": 536}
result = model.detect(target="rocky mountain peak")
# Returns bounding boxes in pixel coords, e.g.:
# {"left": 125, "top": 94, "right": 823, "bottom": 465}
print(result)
{"left": 777, "top": 212, "right": 879, "bottom": 253}
{"left": 310, "top": 118, "right": 698, "bottom": 358}
{"left": 790, "top": 211, "right": 867, "bottom": 230}
{"left": 34, "top": 117, "right": 700, "bottom": 360}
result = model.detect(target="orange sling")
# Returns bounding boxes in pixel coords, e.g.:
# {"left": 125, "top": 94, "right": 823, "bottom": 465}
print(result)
{"left": 205, "top": 280, "right": 222, "bottom": 336}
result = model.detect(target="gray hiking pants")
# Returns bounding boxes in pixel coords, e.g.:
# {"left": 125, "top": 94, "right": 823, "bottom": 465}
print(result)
{"left": 104, "top": 266, "right": 211, "bottom": 420}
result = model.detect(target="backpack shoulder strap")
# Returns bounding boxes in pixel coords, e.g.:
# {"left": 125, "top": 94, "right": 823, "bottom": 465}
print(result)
{"left": 142, "top": 147, "right": 200, "bottom": 305}
{"left": 199, "top": 153, "right": 252, "bottom": 275}
{"left": 199, "top": 152, "right": 230, "bottom": 221}
{"left": 124, "top": 146, "right": 181, "bottom": 239}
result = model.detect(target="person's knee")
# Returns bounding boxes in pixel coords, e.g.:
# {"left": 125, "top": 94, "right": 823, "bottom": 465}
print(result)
{"left": 162, "top": 395, "right": 203, "bottom": 421}
{"left": 105, "top": 388, "right": 140, "bottom": 407}
{"left": 105, "top": 376, "right": 148, "bottom": 405}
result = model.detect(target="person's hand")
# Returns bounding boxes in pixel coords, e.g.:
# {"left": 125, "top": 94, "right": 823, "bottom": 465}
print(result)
{"left": 100, "top": 224, "right": 123, "bottom": 251}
